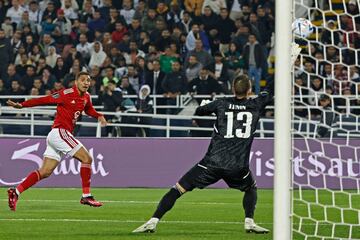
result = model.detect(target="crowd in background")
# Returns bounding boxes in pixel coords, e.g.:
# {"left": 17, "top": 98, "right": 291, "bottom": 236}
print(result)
{"left": 0, "top": 0, "right": 358, "bottom": 120}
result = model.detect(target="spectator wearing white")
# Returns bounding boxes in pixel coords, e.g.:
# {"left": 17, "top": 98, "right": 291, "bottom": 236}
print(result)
{"left": 178, "top": 11, "right": 192, "bottom": 34}
{"left": 17, "top": 11, "right": 37, "bottom": 33}
{"left": 76, "top": 34, "right": 93, "bottom": 61}
{"left": 39, "top": 0, "right": 54, "bottom": 12}
{"left": 89, "top": 41, "right": 107, "bottom": 68}
{"left": 6, "top": 0, "right": 26, "bottom": 25}
{"left": 63, "top": 0, "right": 79, "bottom": 20}
{"left": 202, "top": 0, "right": 226, "bottom": 15}
{"left": 121, "top": 0, "right": 135, "bottom": 25}
{"left": 53, "top": 9, "right": 72, "bottom": 36}
{"left": 1, "top": 17, "right": 14, "bottom": 38}
{"left": 28, "top": 1, "right": 43, "bottom": 25}
{"left": 45, "top": 46, "right": 60, "bottom": 68}
{"left": 61, "top": 0, "right": 79, "bottom": 11}
{"left": 229, "top": 0, "right": 243, "bottom": 21}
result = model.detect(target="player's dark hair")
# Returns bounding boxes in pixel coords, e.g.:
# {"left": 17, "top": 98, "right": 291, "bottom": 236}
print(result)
{"left": 76, "top": 71, "right": 90, "bottom": 80}
{"left": 233, "top": 75, "right": 251, "bottom": 97}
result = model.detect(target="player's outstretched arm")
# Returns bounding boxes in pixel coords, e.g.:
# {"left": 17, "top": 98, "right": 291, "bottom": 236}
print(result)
{"left": 6, "top": 100, "right": 23, "bottom": 109}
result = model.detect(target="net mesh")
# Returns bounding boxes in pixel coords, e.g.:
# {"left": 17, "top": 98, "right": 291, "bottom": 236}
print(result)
{"left": 292, "top": 0, "right": 360, "bottom": 239}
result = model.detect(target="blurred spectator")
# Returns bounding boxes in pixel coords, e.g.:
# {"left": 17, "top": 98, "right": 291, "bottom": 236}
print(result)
{"left": 185, "top": 54, "right": 202, "bottom": 82}
{"left": 6, "top": 0, "right": 26, "bottom": 25}
{"left": 129, "top": 18, "right": 142, "bottom": 43}
{"left": 134, "top": 0, "right": 147, "bottom": 20}
{"left": 160, "top": 45, "right": 179, "bottom": 73}
{"left": 216, "top": 8, "right": 236, "bottom": 53}
{"left": 98, "top": 0, "right": 112, "bottom": 22}
{"left": 208, "top": 52, "right": 230, "bottom": 92}
{"left": 141, "top": 8, "right": 160, "bottom": 33}
{"left": 41, "top": 68, "right": 56, "bottom": 90}
{"left": 4, "top": 64, "right": 21, "bottom": 89}
{"left": 79, "top": 0, "right": 94, "bottom": 23}
{"left": 177, "top": 11, "right": 192, "bottom": 34}
{"left": 121, "top": 0, "right": 136, "bottom": 25}
{"left": 28, "top": 1, "right": 43, "bottom": 25}
{"left": 186, "top": 23, "right": 210, "bottom": 52}
{"left": 2, "top": 17, "right": 14, "bottom": 37}
{"left": 17, "top": 11, "right": 36, "bottom": 33}
{"left": 89, "top": 41, "right": 107, "bottom": 68}
{"left": 45, "top": 46, "right": 60, "bottom": 68}
{"left": 88, "top": 10, "right": 106, "bottom": 33}
{"left": 184, "top": 0, "right": 204, "bottom": 19}
{"left": 41, "top": 1, "right": 57, "bottom": 21}
{"left": 146, "top": 59, "right": 165, "bottom": 95}
{"left": 317, "top": 94, "right": 335, "bottom": 138}
{"left": 202, "top": 0, "right": 226, "bottom": 15}
{"left": 53, "top": 9, "right": 72, "bottom": 44}
{"left": 129, "top": 40, "right": 145, "bottom": 64}
{"left": 21, "top": 65, "right": 36, "bottom": 93}
{"left": 228, "top": 0, "right": 247, "bottom": 21}
{"left": 162, "top": 61, "right": 187, "bottom": 114}
{"left": 188, "top": 66, "right": 222, "bottom": 101}
{"left": 52, "top": 57, "right": 68, "bottom": 82}
{"left": 243, "top": 34, "right": 264, "bottom": 94}
{"left": 32, "top": 78, "right": 46, "bottom": 95}
{"left": 63, "top": 0, "right": 78, "bottom": 20}
{"left": 321, "top": 20, "right": 341, "bottom": 46}
{"left": 119, "top": 75, "right": 136, "bottom": 95}
{"left": 76, "top": 33, "right": 92, "bottom": 61}
{"left": 186, "top": 39, "right": 213, "bottom": 69}
{"left": 127, "top": 64, "right": 140, "bottom": 93}
{"left": 0, "top": 28, "right": 13, "bottom": 79}
{"left": 102, "top": 66, "right": 119, "bottom": 86}
{"left": 201, "top": 6, "right": 219, "bottom": 53}
{"left": 225, "top": 42, "right": 243, "bottom": 77}
{"left": 112, "top": 21, "right": 128, "bottom": 44}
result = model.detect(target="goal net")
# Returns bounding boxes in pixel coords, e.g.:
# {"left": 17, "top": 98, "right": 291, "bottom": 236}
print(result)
{"left": 292, "top": 0, "right": 360, "bottom": 239}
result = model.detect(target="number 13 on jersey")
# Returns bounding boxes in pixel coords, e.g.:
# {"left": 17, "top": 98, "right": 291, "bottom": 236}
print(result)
{"left": 224, "top": 112, "right": 253, "bottom": 138}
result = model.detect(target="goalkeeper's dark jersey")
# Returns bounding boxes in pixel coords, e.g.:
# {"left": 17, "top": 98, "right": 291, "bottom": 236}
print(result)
{"left": 195, "top": 92, "right": 273, "bottom": 170}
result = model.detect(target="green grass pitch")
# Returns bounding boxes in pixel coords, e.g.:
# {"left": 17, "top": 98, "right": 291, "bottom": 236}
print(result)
{"left": 0, "top": 188, "right": 359, "bottom": 240}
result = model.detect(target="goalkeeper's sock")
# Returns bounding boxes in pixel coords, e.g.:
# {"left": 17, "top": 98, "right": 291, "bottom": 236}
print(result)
{"left": 80, "top": 163, "right": 92, "bottom": 197}
{"left": 16, "top": 170, "right": 42, "bottom": 194}
{"left": 152, "top": 187, "right": 182, "bottom": 219}
{"left": 243, "top": 186, "right": 258, "bottom": 218}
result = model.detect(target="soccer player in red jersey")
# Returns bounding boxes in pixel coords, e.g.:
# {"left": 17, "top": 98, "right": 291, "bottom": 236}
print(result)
{"left": 6, "top": 72, "right": 107, "bottom": 211}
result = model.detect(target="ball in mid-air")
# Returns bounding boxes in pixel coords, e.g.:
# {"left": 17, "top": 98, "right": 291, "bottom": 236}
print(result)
{"left": 292, "top": 18, "right": 314, "bottom": 38}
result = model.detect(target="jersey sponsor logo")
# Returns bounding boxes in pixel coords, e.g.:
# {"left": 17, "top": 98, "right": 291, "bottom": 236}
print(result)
{"left": 64, "top": 88, "right": 74, "bottom": 94}
{"left": 52, "top": 93, "right": 60, "bottom": 99}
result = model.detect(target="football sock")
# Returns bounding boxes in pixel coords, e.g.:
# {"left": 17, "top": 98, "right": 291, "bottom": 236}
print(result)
{"left": 243, "top": 186, "right": 257, "bottom": 218}
{"left": 80, "top": 163, "right": 91, "bottom": 197}
{"left": 16, "top": 170, "right": 41, "bottom": 195}
{"left": 153, "top": 187, "right": 182, "bottom": 219}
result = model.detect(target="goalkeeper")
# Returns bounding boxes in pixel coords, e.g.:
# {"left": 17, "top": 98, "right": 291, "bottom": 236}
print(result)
{"left": 132, "top": 43, "right": 302, "bottom": 234}
{"left": 133, "top": 74, "right": 272, "bottom": 234}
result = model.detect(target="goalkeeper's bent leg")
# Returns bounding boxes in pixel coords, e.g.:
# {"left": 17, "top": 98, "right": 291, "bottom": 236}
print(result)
{"left": 243, "top": 186, "right": 257, "bottom": 218}
{"left": 152, "top": 183, "right": 185, "bottom": 219}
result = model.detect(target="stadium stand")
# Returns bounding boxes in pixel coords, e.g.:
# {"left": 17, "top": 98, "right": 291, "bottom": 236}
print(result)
{"left": 0, "top": 0, "right": 358, "bottom": 137}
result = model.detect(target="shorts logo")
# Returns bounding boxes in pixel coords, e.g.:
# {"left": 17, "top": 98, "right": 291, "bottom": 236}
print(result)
{"left": 71, "top": 100, "right": 76, "bottom": 104}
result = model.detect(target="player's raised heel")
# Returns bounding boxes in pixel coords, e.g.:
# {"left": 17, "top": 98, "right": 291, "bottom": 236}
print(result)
{"left": 244, "top": 218, "right": 269, "bottom": 234}
{"left": 80, "top": 196, "right": 103, "bottom": 207}
{"left": 132, "top": 218, "right": 158, "bottom": 233}
{"left": 7, "top": 187, "right": 19, "bottom": 211}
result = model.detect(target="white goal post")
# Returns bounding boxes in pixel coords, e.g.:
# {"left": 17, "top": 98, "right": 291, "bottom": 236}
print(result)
{"left": 273, "top": 0, "right": 293, "bottom": 239}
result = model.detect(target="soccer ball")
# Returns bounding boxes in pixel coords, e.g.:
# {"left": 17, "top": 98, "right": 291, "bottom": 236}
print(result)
{"left": 292, "top": 18, "right": 314, "bottom": 38}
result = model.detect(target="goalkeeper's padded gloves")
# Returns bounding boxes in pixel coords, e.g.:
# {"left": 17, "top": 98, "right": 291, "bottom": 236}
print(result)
{"left": 291, "top": 42, "right": 302, "bottom": 67}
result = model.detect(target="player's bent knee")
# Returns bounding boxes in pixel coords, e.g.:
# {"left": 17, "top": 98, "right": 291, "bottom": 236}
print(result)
{"left": 175, "top": 182, "right": 187, "bottom": 194}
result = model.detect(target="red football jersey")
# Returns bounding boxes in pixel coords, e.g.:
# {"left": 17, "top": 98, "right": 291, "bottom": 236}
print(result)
{"left": 21, "top": 86, "right": 103, "bottom": 133}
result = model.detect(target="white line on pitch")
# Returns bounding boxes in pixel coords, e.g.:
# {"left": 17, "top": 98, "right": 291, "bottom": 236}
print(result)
{"left": 0, "top": 199, "right": 273, "bottom": 206}
{"left": 0, "top": 218, "right": 270, "bottom": 225}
